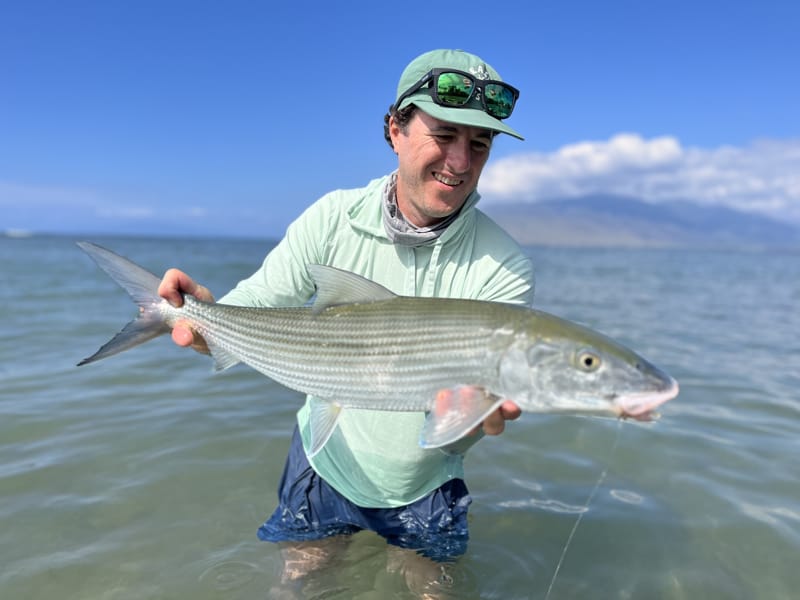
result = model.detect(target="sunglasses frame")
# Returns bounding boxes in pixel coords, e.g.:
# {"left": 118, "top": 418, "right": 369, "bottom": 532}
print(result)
{"left": 393, "top": 68, "right": 519, "bottom": 120}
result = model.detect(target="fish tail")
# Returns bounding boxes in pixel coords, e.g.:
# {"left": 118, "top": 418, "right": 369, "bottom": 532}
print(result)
{"left": 77, "top": 242, "right": 172, "bottom": 366}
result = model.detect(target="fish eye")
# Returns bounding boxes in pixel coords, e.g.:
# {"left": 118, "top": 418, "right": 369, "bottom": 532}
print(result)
{"left": 576, "top": 349, "right": 602, "bottom": 372}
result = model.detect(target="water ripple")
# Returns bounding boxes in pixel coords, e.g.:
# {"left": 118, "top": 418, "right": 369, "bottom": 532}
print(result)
{"left": 198, "top": 560, "right": 263, "bottom": 592}
{"left": 498, "top": 496, "right": 589, "bottom": 514}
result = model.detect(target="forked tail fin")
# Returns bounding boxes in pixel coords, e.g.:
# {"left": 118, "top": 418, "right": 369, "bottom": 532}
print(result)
{"left": 76, "top": 242, "right": 171, "bottom": 366}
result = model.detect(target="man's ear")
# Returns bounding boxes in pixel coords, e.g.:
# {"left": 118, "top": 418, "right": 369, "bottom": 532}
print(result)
{"left": 387, "top": 115, "right": 402, "bottom": 153}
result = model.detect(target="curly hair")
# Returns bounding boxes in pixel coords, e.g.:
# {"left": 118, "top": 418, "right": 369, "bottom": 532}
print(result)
{"left": 383, "top": 103, "right": 417, "bottom": 150}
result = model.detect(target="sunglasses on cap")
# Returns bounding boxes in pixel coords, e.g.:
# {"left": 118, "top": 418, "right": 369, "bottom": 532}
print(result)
{"left": 394, "top": 68, "right": 519, "bottom": 120}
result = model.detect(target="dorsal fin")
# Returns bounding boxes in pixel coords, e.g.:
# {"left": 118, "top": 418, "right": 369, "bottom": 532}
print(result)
{"left": 307, "top": 264, "right": 397, "bottom": 313}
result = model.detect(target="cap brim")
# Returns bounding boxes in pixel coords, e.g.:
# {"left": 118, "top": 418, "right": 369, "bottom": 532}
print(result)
{"left": 403, "top": 95, "right": 524, "bottom": 140}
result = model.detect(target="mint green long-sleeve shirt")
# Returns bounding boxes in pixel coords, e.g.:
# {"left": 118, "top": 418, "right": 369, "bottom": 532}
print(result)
{"left": 220, "top": 173, "right": 534, "bottom": 507}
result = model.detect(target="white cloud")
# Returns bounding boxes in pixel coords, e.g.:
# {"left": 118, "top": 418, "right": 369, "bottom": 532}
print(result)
{"left": 0, "top": 181, "right": 210, "bottom": 221}
{"left": 96, "top": 206, "right": 156, "bottom": 219}
{"left": 481, "top": 134, "right": 800, "bottom": 223}
{"left": 0, "top": 181, "right": 101, "bottom": 209}
{"left": 0, "top": 181, "right": 214, "bottom": 234}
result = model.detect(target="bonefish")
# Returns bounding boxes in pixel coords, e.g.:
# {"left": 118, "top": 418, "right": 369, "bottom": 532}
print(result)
{"left": 77, "top": 242, "right": 678, "bottom": 455}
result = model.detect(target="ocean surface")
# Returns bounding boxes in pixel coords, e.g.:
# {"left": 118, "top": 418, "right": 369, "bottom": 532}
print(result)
{"left": 2, "top": 235, "right": 798, "bottom": 599}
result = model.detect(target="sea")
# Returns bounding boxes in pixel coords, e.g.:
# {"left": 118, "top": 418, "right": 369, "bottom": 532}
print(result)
{"left": 1, "top": 234, "right": 798, "bottom": 599}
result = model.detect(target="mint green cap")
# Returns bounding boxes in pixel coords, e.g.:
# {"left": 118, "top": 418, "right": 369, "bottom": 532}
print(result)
{"left": 395, "top": 49, "right": 523, "bottom": 140}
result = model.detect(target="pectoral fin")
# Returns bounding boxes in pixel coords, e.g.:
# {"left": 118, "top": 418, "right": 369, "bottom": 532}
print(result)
{"left": 307, "top": 398, "right": 343, "bottom": 457}
{"left": 419, "top": 386, "right": 505, "bottom": 449}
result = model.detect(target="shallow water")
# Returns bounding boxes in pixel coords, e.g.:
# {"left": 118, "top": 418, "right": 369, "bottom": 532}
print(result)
{"left": 1, "top": 235, "right": 798, "bottom": 599}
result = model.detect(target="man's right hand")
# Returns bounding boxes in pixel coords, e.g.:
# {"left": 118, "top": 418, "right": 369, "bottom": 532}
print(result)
{"left": 157, "top": 268, "right": 215, "bottom": 354}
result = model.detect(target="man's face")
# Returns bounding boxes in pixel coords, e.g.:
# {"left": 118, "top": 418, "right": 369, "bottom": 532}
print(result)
{"left": 389, "top": 110, "right": 493, "bottom": 228}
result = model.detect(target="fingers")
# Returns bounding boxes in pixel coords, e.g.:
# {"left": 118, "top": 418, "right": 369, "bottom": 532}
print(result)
{"left": 157, "top": 268, "right": 215, "bottom": 307}
{"left": 482, "top": 400, "right": 521, "bottom": 436}
{"left": 157, "top": 269, "right": 214, "bottom": 355}
{"left": 170, "top": 320, "right": 210, "bottom": 354}
{"left": 171, "top": 322, "right": 195, "bottom": 347}
{"left": 499, "top": 400, "right": 522, "bottom": 421}
{"left": 158, "top": 268, "right": 188, "bottom": 307}
{"left": 482, "top": 410, "right": 506, "bottom": 436}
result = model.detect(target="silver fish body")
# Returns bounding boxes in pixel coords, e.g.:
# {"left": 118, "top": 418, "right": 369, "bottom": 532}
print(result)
{"left": 77, "top": 242, "right": 679, "bottom": 454}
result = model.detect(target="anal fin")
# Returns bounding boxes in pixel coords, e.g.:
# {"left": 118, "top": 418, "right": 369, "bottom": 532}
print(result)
{"left": 205, "top": 338, "right": 241, "bottom": 371}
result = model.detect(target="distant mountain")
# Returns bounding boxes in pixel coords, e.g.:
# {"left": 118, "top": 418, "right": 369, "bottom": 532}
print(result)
{"left": 482, "top": 195, "right": 800, "bottom": 248}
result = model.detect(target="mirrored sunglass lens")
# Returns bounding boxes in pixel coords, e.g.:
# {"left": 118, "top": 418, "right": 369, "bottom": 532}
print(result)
{"left": 483, "top": 84, "right": 516, "bottom": 118}
{"left": 436, "top": 72, "right": 473, "bottom": 106}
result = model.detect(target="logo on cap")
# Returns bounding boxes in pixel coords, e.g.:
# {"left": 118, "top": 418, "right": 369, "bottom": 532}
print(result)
{"left": 469, "top": 64, "right": 491, "bottom": 80}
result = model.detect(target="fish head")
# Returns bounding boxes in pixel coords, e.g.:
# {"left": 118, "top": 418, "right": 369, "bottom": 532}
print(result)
{"left": 499, "top": 311, "right": 679, "bottom": 420}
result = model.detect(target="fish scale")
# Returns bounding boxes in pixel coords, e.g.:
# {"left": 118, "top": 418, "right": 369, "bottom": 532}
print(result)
{"left": 178, "top": 297, "right": 506, "bottom": 409}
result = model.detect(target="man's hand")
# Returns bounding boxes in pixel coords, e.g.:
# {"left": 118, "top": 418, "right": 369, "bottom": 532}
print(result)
{"left": 480, "top": 400, "right": 522, "bottom": 436}
{"left": 157, "top": 268, "right": 215, "bottom": 354}
{"left": 434, "top": 386, "right": 521, "bottom": 438}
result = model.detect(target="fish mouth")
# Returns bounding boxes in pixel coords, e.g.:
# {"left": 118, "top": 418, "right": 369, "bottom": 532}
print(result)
{"left": 613, "top": 378, "right": 680, "bottom": 421}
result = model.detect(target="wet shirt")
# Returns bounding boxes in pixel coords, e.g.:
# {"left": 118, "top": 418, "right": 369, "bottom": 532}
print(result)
{"left": 220, "top": 172, "right": 534, "bottom": 508}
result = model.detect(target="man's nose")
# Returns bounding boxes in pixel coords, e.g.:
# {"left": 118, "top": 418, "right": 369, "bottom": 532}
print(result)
{"left": 444, "top": 138, "right": 472, "bottom": 174}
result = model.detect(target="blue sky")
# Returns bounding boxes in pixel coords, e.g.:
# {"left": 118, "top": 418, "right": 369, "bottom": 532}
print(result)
{"left": 2, "top": 0, "right": 799, "bottom": 238}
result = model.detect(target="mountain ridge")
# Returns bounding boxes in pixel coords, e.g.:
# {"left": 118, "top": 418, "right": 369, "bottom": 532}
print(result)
{"left": 482, "top": 195, "right": 800, "bottom": 248}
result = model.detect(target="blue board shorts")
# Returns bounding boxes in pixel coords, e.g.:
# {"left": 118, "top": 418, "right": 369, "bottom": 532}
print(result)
{"left": 257, "top": 426, "right": 472, "bottom": 562}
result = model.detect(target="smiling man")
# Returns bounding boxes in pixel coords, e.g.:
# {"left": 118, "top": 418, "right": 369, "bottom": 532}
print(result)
{"left": 390, "top": 110, "right": 494, "bottom": 226}
{"left": 158, "top": 49, "right": 533, "bottom": 591}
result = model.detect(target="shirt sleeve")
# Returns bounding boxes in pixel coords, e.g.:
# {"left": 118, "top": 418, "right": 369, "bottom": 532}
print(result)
{"left": 471, "top": 211, "right": 535, "bottom": 307}
{"left": 218, "top": 194, "right": 338, "bottom": 308}
{"left": 479, "top": 251, "right": 535, "bottom": 306}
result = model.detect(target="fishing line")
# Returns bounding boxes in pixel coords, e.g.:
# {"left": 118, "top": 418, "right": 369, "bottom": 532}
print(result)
{"left": 543, "top": 419, "right": 624, "bottom": 600}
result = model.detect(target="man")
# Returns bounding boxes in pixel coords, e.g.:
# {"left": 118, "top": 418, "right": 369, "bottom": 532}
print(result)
{"left": 158, "top": 49, "right": 534, "bottom": 584}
